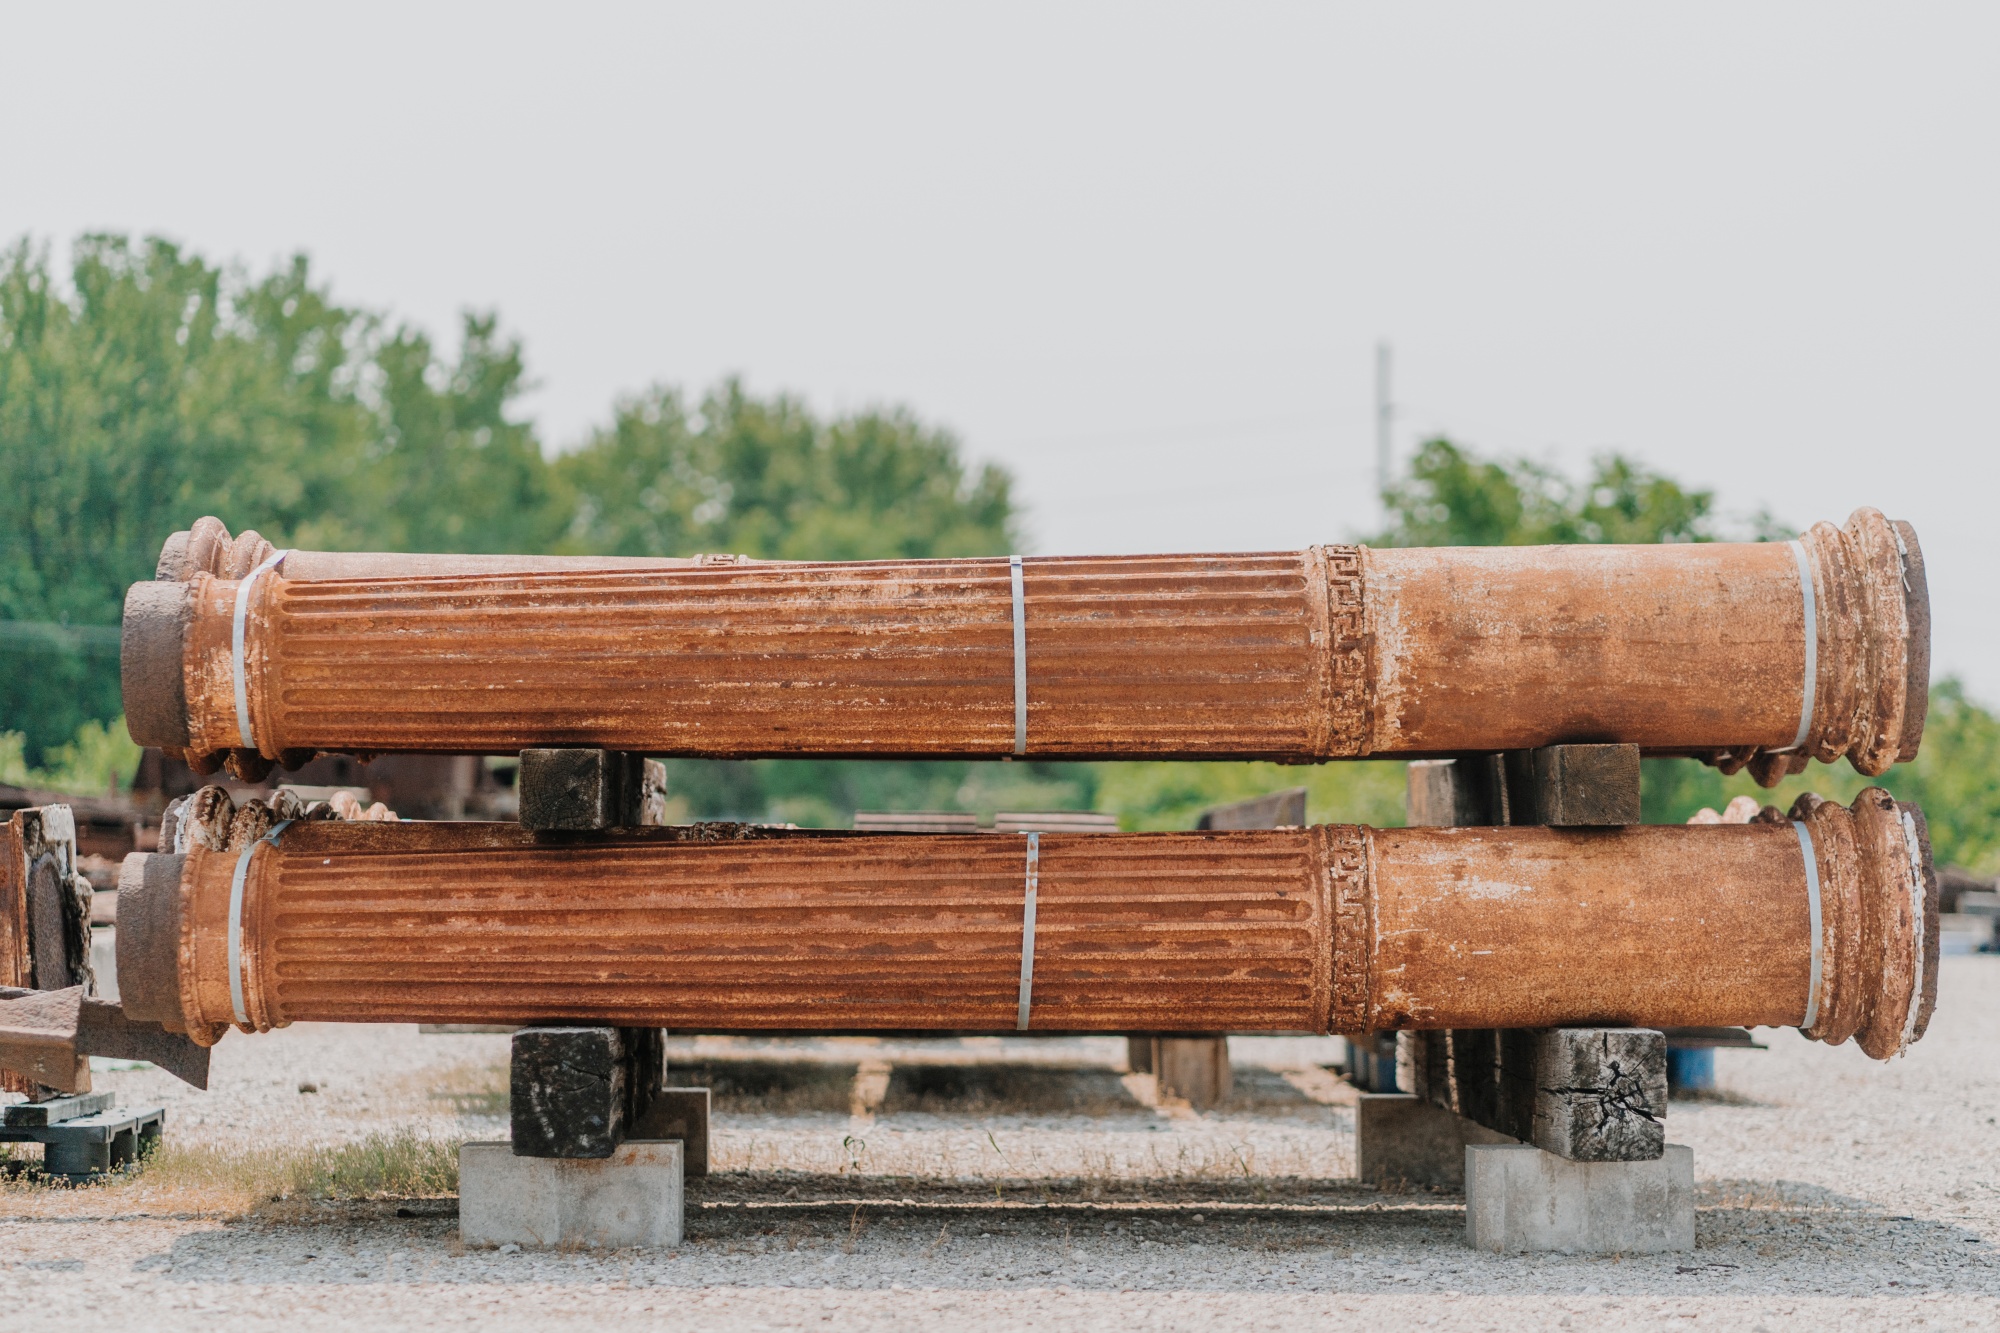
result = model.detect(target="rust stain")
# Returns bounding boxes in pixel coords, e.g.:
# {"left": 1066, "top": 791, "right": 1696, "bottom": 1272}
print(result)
{"left": 124, "top": 791, "right": 1932, "bottom": 1058}
{"left": 131, "top": 511, "right": 1928, "bottom": 786}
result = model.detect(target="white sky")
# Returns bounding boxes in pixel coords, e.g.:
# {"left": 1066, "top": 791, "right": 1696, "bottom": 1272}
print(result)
{"left": 5, "top": 3, "right": 1996, "bottom": 698}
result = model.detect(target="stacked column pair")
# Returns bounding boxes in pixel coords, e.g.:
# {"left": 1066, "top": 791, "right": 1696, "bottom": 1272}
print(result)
{"left": 114, "top": 509, "right": 1939, "bottom": 1059}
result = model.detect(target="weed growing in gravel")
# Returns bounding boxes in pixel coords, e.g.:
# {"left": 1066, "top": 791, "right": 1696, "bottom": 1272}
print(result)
{"left": 139, "top": 1130, "right": 459, "bottom": 1206}
{"left": 419, "top": 1060, "right": 510, "bottom": 1117}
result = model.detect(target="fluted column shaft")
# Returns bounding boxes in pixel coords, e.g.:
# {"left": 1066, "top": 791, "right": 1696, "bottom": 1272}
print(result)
{"left": 116, "top": 790, "right": 1934, "bottom": 1060}
{"left": 124, "top": 510, "right": 1928, "bottom": 784}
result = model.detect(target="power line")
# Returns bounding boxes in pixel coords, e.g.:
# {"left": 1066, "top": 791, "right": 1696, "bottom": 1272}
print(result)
{"left": 1374, "top": 341, "right": 1394, "bottom": 501}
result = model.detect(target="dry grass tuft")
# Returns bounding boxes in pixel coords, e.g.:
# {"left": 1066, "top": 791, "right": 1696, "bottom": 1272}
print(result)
{"left": 0, "top": 1129, "right": 459, "bottom": 1217}
{"left": 143, "top": 1130, "right": 460, "bottom": 1205}
{"left": 415, "top": 1059, "right": 510, "bottom": 1117}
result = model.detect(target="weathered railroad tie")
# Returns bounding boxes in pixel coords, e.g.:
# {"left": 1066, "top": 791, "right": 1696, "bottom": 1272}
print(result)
{"left": 114, "top": 789, "right": 1935, "bottom": 1060}
{"left": 123, "top": 510, "right": 1927, "bottom": 783}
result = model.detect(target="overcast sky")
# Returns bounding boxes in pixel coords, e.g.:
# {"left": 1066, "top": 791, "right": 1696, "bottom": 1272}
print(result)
{"left": 6, "top": 3, "right": 1995, "bottom": 698}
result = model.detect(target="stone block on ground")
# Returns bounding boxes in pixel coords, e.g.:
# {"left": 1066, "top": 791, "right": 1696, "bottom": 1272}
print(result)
{"left": 460, "top": 1140, "right": 684, "bottom": 1249}
{"left": 1465, "top": 1143, "right": 1694, "bottom": 1253}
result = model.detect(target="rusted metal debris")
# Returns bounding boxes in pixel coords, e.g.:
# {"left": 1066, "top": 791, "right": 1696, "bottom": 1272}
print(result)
{"left": 0, "top": 808, "right": 93, "bottom": 1001}
{"left": 115, "top": 788, "right": 1935, "bottom": 1060}
{"left": 0, "top": 807, "right": 211, "bottom": 1092}
{"left": 0, "top": 986, "right": 209, "bottom": 1092}
{"left": 125, "top": 510, "right": 1928, "bottom": 787}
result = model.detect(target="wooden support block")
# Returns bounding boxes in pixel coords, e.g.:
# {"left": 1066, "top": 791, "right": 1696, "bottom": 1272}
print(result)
{"left": 1196, "top": 787, "right": 1307, "bottom": 830}
{"left": 1409, "top": 1027, "right": 1665, "bottom": 1162}
{"left": 1517, "top": 1028, "right": 1666, "bottom": 1161}
{"left": 1403, "top": 747, "right": 1655, "bottom": 1161}
{"left": 510, "top": 1026, "right": 664, "bottom": 1159}
{"left": 1505, "top": 744, "right": 1641, "bottom": 827}
{"left": 518, "top": 750, "right": 666, "bottom": 831}
{"left": 631, "top": 1087, "right": 710, "bottom": 1178}
{"left": 1409, "top": 745, "right": 1641, "bottom": 829}
{"left": 4, "top": 1089, "right": 114, "bottom": 1127}
{"left": 1151, "top": 1035, "right": 1233, "bottom": 1109}
{"left": 1406, "top": 759, "right": 1495, "bottom": 828}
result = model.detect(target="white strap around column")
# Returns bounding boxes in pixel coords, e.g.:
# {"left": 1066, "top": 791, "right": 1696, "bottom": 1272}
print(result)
{"left": 1016, "top": 831, "right": 1040, "bottom": 1030}
{"left": 1792, "top": 819, "right": 1823, "bottom": 1030}
{"left": 232, "top": 548, "right": 293, "bottom": 753}
{"left": 1783, "top": 539, "right": 1818, "bottom": 754}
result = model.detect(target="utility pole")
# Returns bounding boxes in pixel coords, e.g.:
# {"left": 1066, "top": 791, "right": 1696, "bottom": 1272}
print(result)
{"left": 1374, "top": 341, "right": 1394, "bottom": 500}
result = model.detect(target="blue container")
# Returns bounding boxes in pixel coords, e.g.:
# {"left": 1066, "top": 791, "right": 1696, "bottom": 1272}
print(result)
{"left": 1666, "top": 1046, "right": 1715, "bottom": 1094}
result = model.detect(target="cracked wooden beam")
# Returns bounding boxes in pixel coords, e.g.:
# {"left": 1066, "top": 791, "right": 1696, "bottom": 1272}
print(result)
{"left": 1404, "top": 1026, "right": 1667, "bottom": 1161}
{"left": 509, "top": 1025, "right": 662, "bottom": 1159}
{"left": 111, "top": 790, "right": 1935, "bottom": 1061}
{"left": 125, "top": 510, "right": 1927, "bottom": 786}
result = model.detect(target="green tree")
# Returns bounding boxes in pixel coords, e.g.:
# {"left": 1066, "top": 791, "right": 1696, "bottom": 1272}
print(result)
{"left": 0, "top": 236, "right": 371, "bottom": 756}
{"left": 1375, "top": 437, "right": 1725, "bottom": 547}
{"left": 556, "top": 380, "right": 1017, "bottom": 561}
{"left": 333, "top": 316, "right": 565, "bottom": 556}
{"left": 0, "top": 233, "right": 559, "bottom": 760}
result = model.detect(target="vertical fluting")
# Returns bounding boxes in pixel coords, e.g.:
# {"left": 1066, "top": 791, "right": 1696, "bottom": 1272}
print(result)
{"left": 130, "top": 512, "right": 1929, "bottom": 781}
{"left": 130, "top": 794, "right": 1932, "bottom": 1057}
{"left": 194, "top": 824, "right": 1335, "bottom": 1035}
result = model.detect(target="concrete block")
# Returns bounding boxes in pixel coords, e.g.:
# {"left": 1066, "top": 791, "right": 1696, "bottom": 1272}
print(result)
{"left": 460, "top": 1140, "right": 683, "bottom": 1249}
{"left": 1355, "top": 1093, "right": 1514, "bottom": 1189}
{"left": 631, "top": 1086, "right": 709, "bottom": 1177}
{"left": 1465, "top": 1143, "right": 1694, "bottom": 1253}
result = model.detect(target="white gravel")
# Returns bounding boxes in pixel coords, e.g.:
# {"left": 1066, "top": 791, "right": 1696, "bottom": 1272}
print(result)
{"left": 2, "top": 960, "right": 1998, "bottom": 1330}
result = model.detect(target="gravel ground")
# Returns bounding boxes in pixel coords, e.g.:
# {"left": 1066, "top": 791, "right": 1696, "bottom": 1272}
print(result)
{"left": 1, "top": 959, "right": 1997, "bottom": 1329}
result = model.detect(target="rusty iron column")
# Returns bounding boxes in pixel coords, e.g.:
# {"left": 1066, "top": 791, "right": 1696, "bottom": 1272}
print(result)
{"left": 123, "top": 510, "right": 1928, "bottom": 785}
{"left": 114, "top": 790, "right": 1935, "bottom": 1060}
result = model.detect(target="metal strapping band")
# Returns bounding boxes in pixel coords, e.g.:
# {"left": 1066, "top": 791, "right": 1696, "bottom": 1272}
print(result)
{"left": 1010, "top": 555, "right": 1028, "bottom": 756}
{"left": 1784, "top": 539, "right": 1818, "bottom": 753}
{"left": 1897, "top": 809, "right": 1928, "bottom": 1053}
{"left": 232, "top": 549, "right": 292, "bottom": 753}
{"left": 1016, "top": 831, "right": 1040, "bottom": 1030}
{"left": 228, "top": 819, "right": 294, "bottom": 1028}
{"left": 1792, "top": 819, "right": 1823, "bottom": 1029}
